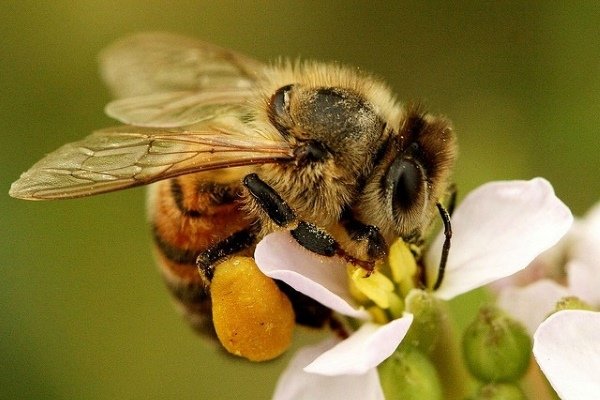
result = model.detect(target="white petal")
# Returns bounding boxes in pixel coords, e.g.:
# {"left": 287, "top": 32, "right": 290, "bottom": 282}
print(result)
{"left": 533, "top": 310, "right": 600, "bottom": 400}
{"left": 255, "top": 231, "right": 370, "bottom": 319}
{"left": 428, "top": 178, "right": 573, "bottom": 300}
{"left": 497, "top": 279, "right": 570, "bottom": 335}
{"left": 567, "top": 260, "right": 600, "bottom": 307}
{"left": 581, "top": 201, "right": 600, "bottom": 238}
{"left": 570, "top": 228, "right": 600, "bottom": 276}
{"left": 488, "top": 254, "right": 555, "bottom": 293}
{"left": 304, "top": 315, "right": 414, "bottom": 375}
{"left": 273, "top": 339, "right": 384, "bottom": 400}
{"left": 489, "top": 228, "right": 572, "bottom": 294}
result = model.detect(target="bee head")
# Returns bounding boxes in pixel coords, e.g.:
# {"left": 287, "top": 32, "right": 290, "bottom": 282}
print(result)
{"left": 356, "top": 106, "right": 456, "bottom": 242}
{"left": 387, "top": 107, "right": 456, "bottom": 239}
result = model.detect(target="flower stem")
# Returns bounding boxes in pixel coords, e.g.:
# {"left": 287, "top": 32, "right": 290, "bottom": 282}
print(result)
{"left": 429, "top": 305, "right": 472, "bottom": 399}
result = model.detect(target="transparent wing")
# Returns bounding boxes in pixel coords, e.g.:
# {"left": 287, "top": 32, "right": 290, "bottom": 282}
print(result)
{"left": 99, "top": 32, "right": 265, "bottom": 98}
{"left": 10, "top": 123, "right": 293, "bottom": 200}
{"left": 100, "top": 32, "right": 267, "bottom": 128}
{"left": 104, "top": 88, "right": 255, "bottom": 128}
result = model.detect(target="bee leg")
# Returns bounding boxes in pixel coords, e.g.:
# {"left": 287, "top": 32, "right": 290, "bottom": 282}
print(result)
{"left": 432, "top": 202, "right": 452, "bottom": 290}
{"left": 291, "top": 222, "right": 379, "bottom": 271}
{"left": 428, "top": 184, "right": 456, "bottom": 289}
{"left": 290, "top": 221, "right": 339, "bottom": 257}
{"left": 243, "top": 173, "right": 338, "bottom": 253}
{"left": 242, "top": 173, "right": 297, "bottom": 226}
{"left": 243, "top": 173, "right": 375, "bottom": 271}
{"left": 340, "top": 207, "right": 388, "bottom": 259}
{"left": 195, "top": 227, "right": 257, "bottom": 286}
{"left": 446, "top": 183, "right": 457, "bottom": 216}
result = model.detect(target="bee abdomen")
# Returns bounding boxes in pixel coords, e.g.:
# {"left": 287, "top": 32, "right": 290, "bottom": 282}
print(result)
{"left": 148, "top": 175, "right": 253, "bottom": 336}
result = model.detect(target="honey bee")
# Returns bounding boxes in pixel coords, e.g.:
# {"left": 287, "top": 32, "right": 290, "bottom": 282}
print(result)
{"left": 10, "top": 33, "right": 456, "bottom": 356}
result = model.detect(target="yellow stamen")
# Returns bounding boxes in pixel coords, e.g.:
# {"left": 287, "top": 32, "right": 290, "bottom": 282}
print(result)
{"left": 350, "top": 268, "right": 395, "bottom": 309}
{"left": 368, "top": 306, "right": 390, "bottom": 324}
{"left": 347, "top": 264, "right": 371, "bottom": 304}
{"left": 389, "top": 239, "right": 418, "bottom": 295}
{"left": 388, "top": 292, "right": 405, "bottom": 320}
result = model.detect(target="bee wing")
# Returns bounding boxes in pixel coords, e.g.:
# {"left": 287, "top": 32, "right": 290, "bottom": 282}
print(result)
{"left": 104, "top": 88, "right": 255, "bottom": 128}
{"left": 10, "top": 122, "right": 292, "bottom": 201}
{"left": 99, "top": 32, "right": 265, "bottom": 98}
{"left": 100, "top": 32, "right": 266, "bottom": 128}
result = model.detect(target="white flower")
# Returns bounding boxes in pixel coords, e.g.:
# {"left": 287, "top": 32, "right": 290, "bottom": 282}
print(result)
{"left": 495, "top": 201, "right": 600, "bottom": 400}
{"left": 497, "top": 201, "right": 600, "bottom": 334}
{"left": 255, "top": 178, "right": 572, "bottom": 399}
{"left": 273, "top": 339, "right": 386, "bottom": 400}
{"left": 533, "top": 310, "right": 600, "bottom": 400}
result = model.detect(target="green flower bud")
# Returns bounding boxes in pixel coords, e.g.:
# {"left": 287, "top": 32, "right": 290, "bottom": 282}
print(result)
{"left": 403, "top": 289, "right": 445, "bottom": 354}
{"left": 555, "top": 296, "right": 593, "bottom": 312}
{"left": 462, "top": 306, "right": 531, "bottom": 383}
{"left": 378, "top": 346, "right": 442, "bottom": 400}
{"left": 469, "top": 383, "right": 527, "bottom": 400}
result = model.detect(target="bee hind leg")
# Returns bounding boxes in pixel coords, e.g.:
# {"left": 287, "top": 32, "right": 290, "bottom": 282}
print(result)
{"left": 195, "top": 227, "right": 258, "bottom": 286}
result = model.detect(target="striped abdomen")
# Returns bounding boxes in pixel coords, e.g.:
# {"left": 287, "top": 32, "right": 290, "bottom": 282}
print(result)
{"left": 148, "top": 172, "right": 253, "bottom": 337}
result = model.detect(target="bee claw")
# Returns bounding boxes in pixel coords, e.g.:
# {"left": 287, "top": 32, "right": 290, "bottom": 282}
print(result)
{"left": 335, "top": 249, "right": 376, "bottom": 274}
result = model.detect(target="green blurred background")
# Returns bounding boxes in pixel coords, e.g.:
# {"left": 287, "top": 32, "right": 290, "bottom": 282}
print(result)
{"left": 2, "top": 2, "right": 598, "bottom": 399}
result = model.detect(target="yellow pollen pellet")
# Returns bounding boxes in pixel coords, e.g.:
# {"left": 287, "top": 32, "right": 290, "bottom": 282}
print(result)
{"left": 210, "top": 256, "right": 295, "bottom": 362}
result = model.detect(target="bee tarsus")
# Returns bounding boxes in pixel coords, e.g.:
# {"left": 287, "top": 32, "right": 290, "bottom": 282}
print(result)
{"left": 341, "top": 209, "right": 388, "bottom": 259}
{"left": 290, "top": 221, "right": 339, "bottom": 257}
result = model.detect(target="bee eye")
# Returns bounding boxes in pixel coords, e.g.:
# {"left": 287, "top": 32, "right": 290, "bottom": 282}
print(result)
{"left": 271, "top": 84, "right": 293, "bottom": 117}
{"left": 387, "top": 158, "right": 422, "bottom": 211}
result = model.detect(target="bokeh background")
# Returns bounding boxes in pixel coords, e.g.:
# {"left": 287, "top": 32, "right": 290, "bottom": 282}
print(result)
{"left": 2, "top": 2, "right": 598, "bottom": 399}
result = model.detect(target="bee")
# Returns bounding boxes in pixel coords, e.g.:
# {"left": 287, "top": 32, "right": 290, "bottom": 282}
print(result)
{"left": 10, "top": 33, "right": 456, "bottom": 357}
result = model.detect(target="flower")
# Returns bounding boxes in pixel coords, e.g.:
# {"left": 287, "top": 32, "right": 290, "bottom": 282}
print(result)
{"left": 496, "top": 201, "right": 600, "bottom": 333}
{"left": 494, "top": 202, "right": 600, "bottom": 399}
{"left": 254, "top": 178, "right": 572, "bottom": 399}
{"left": 533, "top": 310, "right": 600, "bottom": 400}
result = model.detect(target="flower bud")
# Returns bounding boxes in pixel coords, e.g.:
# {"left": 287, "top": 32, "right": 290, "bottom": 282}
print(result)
{"left": 469, "top": 383, "right": 527, "bottom": 400}
{"left": 462, "top": 306, "right": 531, "bottom": 382}
{"left": 403, "top": 289, "right": 444, "bottom": 354}
{"left": 555, "top": 295, "right": 593, "bottom": 312}
{"left": 378, "top": 346, "right": 442, "bottom": 400}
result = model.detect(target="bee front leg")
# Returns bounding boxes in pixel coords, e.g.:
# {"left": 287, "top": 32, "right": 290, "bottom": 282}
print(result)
{"left": 340, "top": 207, "right": 388, "bottom": 260}
{"left": 428, "top": 184, "right": 456, "bottom": 290}
{"left": 243, "top": 173, "right": 375, "bottom": 271}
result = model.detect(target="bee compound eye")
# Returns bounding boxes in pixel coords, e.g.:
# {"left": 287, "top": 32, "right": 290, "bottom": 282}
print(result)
{"left": 271, "top": 84, "right": 294, "bottom": 117}
{"left": 388, "top": 158, "right": 422, "bottom": 211}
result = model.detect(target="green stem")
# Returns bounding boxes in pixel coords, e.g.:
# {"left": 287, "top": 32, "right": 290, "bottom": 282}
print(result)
{"left": 429, "top": 305, "right": 473, "bottom": 399}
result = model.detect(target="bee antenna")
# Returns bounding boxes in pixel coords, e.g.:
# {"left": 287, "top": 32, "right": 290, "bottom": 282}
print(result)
{"left": 432, "top": 202, "right": 452, "bottom": 290}
{"left": 446, "top": 183, "right": 457, "bottom": 216}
